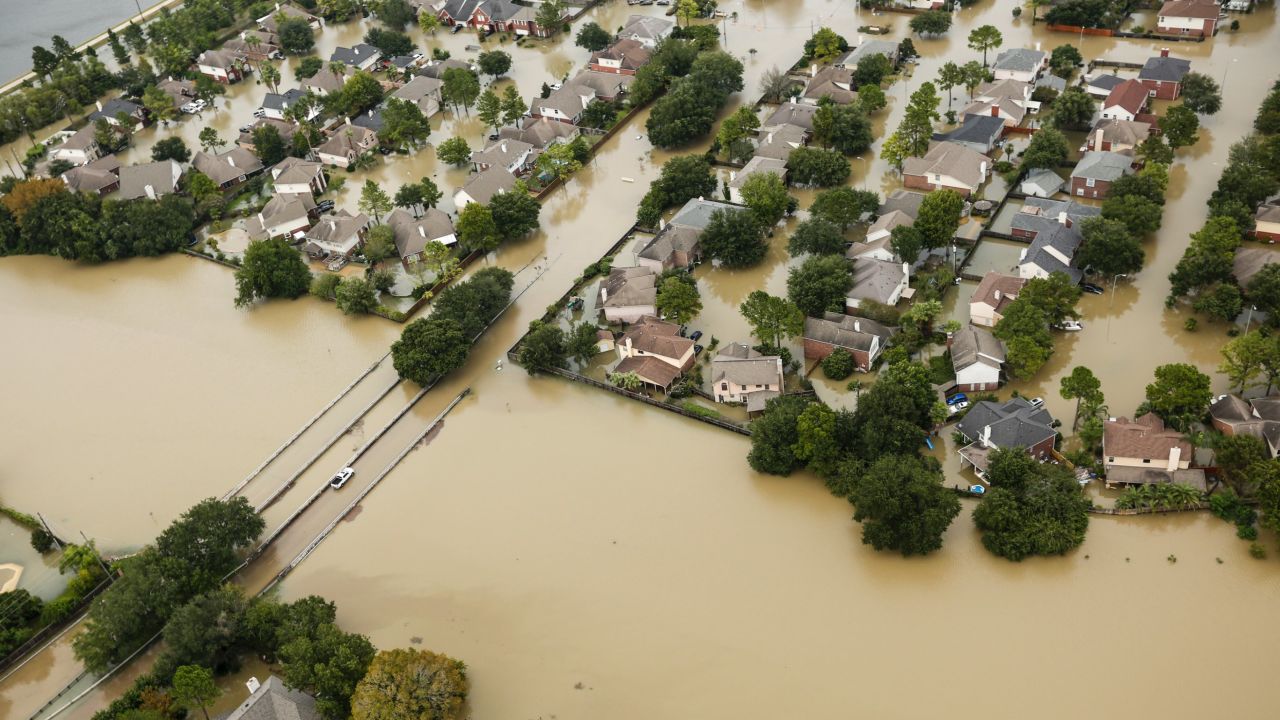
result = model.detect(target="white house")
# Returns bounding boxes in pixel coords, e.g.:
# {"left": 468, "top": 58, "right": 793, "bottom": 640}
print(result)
{"left": 49, "top": 126, "right": 100, "bottom": 165}
{"left": 951, "top": 325, "right": 1006, "bottom": 392}
{"left": 270, "top": 157, "right": 326, "bottom": 196}
{"left": 991, "top": 48, "right": 1047, "bottom": 83}
{"left": 453, "top": 167, "right": 517, "bottom": 209}
{"left": 726, "top": 156, "right": 787, "bottom": 205}
{"left": 969, "top": 272, "right": 1026, "bottom": 327}
{"left": 711, "top": 343, "right": 784, "bottom": 406}
{"left": 246, "top": 192, "right": 316, "bottom": 241}
{"left": 304, "top": 210, "right": 369, "bottom": 257}
{"left": 846, "top": 259, "right": 909, "bottom": 310}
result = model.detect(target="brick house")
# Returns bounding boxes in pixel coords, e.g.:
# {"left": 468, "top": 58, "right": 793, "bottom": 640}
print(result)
{"left": 1138, "top": 49, "right": 1192, "bottom": 100}
{"left": 1069, "top": 150, "right": 1134, "bottom": 200}
{"left": 803, "top": 312, "right": 894, "bottom": 371}
{"left": 1156, "top": 0, "right": 1220, "bottom": 37}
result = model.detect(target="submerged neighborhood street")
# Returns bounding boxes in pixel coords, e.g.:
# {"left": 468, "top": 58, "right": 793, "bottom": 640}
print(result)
{"left": 2, "top": 0, "right": 1280, "bottom": 718}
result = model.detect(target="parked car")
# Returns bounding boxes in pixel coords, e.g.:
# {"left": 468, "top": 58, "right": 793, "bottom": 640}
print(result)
{"left": 1029, "top": 397, "right": 1045, "bottom": 408}
{"left": 1055, "top": 319, "right": 1084, "bottom": 331}
{"left": 947, "top": 393, "right": 968, "bottom": 406}
{"left": 694, "top": 344, "right": 705, "bottom": 355}
{"left": 689, "top": 330, "right": 703, "bottom": 342}
{"left": 330, "top": 467, "right": 355, "bottom": 490}
{"left": 451, "top": 23, "right": 463, "bottom": 33}
{"left": 948, "top": 400, "right": 970, "bottom": 415}
{"left": 252, "top": 107, "right": 267, "bottom": 118}
{"left": 316, "top": 199, "right": 335, "bottom": 212}
{"left": 1081, "top": 283, "right": 1104, "bottom": 295}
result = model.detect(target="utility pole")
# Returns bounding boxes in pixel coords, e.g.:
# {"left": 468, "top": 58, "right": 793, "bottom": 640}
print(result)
{"left": 36, "top": 513, "right": 64, "bottom": 552}
{"left": 80, "top": 530, "right": 115, "bottom": 578}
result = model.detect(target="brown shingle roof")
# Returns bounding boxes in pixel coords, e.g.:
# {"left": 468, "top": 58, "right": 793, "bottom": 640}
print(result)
{"left": 620, "top": 316, "right": 693, "bottom": 360}
{"left": 971, "top": 272, "right": 1027, "bottom": 314}
{"left": 902, "top": 141, "right": 989, "bottom": 189}
{"left": 1158, "top": 0, "right": 1220, "bottom": 19}
{"left": 614, "top": 355, "right": 681, "bottom": 388}
{"left": 1103, "top": 414, "right": 1191, "bottom": 460}
{"left": 1104, "top": 79, "right": 1149, "bottom": 115}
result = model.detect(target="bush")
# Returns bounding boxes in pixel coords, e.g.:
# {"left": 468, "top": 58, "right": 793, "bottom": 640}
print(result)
{"left": 39, "top": 595, "right": 78, "bottom": 626}
{"left": 1249, "top": 542, "right": 1266, "bottom": 559}
{"left": 821, "top": 348, "right": 855, "bottom": 380}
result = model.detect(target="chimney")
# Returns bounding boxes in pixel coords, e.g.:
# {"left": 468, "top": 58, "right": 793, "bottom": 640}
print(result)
{"left": 1035, "top": 41, "right": 1041, "bottom": 52}
{"left": 1094, "top": 127, "right": 1104, "bottom": 151}
{"left": 1160, "top": 47, "right": 1170, "bottom": 58}
{"left": 1057, "top": 211, "right": 1068, "bottom": 226}
{"left": 145, "top": 184, "right": 156, "bottom": 201}
{"left": 228, "top": 156, "right": 236, "bottom": 168}
{"left": 95, "top": 100, "right": 103, "bottom": 112}
{"left": 991, "top": 105, "right": 999, "bottom": 117}
{"left": 981, "top": 425, "right": 992, "bottom": 447}
{"left": 810, "top": 63, "right": 817, "bottom": 77}
{"left": 1167, "top": 446, "right": 1181, "bottom": 472}
{"left": 993, "top": 289, "right": 1002, "bottom": 302}
{"left": 246, "top": 677, "right": 262, "bottom": 694}
{"left": 853, "top": 319, "right": 861, "bottom": 333}
{"left": 418, "top": 226, "right": 425, "bottom": 238}
{"left": 501, "top": 141, "right": 507, "bottom": 153}
{"left": 257, "top": 211, "right": 265, "bottom": 227}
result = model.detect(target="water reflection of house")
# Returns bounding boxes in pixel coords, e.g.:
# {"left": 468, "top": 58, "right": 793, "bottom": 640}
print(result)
{"left": 969, "top": 272, "right": 1026, "bottom": 327}
{"left": 711, "top": 343, "right": 783, "bottom": 407}
{"left": 1102, "top": 414, "right": 1204, "bottom": 490}
{"left": 950, "top": 325, "right": 1005, "bottom": 392}
{"left": 598, "top": 266, "right": 657, "bottom": 324}
{"left": 802, "top": 312, "right": 893, "bottom": 371}
{"left": 1210, "top": 394, "right": 1280, "bottom": 457}
{"left": 956, "top": 398, "right": 1056, "bottom": 479}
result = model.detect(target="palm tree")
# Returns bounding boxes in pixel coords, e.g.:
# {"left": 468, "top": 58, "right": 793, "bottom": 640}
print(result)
{"left": 260, "top": 62, "right": 281, "bottom": 94}
{"left": 611, "top": 371, "right": 643, "bottom": 391}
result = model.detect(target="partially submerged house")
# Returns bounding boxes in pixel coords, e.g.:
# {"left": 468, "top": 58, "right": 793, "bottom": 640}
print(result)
{"left": 598, "top": 266, "right": 658, "bottom": 324}
{"left": 846, "top": 258, "right": 909, "bottom": 310}
{"left": 969, "top": 272, "right": 1027, "bottom": 327}
{"left": 951, "top": 325, "right": 1006, "bottom": 392}
{"left": 938, "top": 114, "right": 1005, "bottom": 154}
{"left": 956, "top": 397, "right": 1057, "bottom": 478}
{"left": 1101, "top": 79, "right": 1150, "bottom": 122}
{"left": 257, "top": 3, "right": 323, "bottom": 33}
{"left": 588, "top": 39, "right": 652, "bottom": 76}
{"left": 1086, "top": 118, "right": 1152, "bottom": 153}
{"left": 763, "top": 102, "right": 818, "bottom": 133}
{"left": 834, "top": 39, "right": 899, "bottom": 71}
{"left": 902, "top": 141, "right": 989, "bottom": 197}
{"left": 1069, "top": 150, "right": 1135, "bottom": 200}
{"left": 223, "top": 676, "right": 320, "bottom": 720}
{"left": 802, "top": 312, "right": 894, "bottom": 371}
{"left": 1155, "top": 0, "right": 1220, "bottom": 37}
{"left": 391, "top": 75, "right": 444, "bottom": 117}
{"left": 89, "top": 98, "right": 146, "bottom": 130}
{"left": 315, "top": 125, "right": 378, "bottom": 169}
{"left": 118, "top": 160, "right": 183, "bottom": 201}
{"left": 1232, "top": 246, "right": 1280, "bottom": 288}
{"left": 616, "top": 316, "right": 695, "bottom": 371}
{"left": 634, "top": 197, "right": 741, "bottom": 272}
{"left": 1102, "top": 414, "right": 1203, "bottom": 489}
{"left": 499, "top": 117, "right": 580, "bottom": 149}
{"left": 471, "top": 139, "right": 535, "bottom": 175}
{"left": 270, "top": 157, "right": 326, "bottom": 196}
{"left": 1138, "top": 49, "right": 1192, "bottom": 100}
{"left": 60, "top": 154, "right": 120, "bottom": 195}
{"left": 711, "top": 343, "right": 784, "bottom": 408}
{"left": 453, "top": 167, "right": 518, "bottom": 209}
{"left": 801, "top": 65, "right": 856, "bottom": 105}
{"left": 260, "top": 89, "right": 317, "bottom": 122}
{"left": 330, "top": 44, "right": 382, "bottom": 72}
{"left": 246, "top": 192, "right": 317, "bottom": 241}
{"left": 617, "top": 14, "right": 674, "bottom": 48}
{"left": 1210, "top": 394, "right": 1280, "bottom": 457}
{"left": 387, "top": 206, "right": 457, "bottom": 265}
{"left": 192, "top": 147, "right": 264, "bottom": 189}
{"left": 1252, "top": 205, "right": 1280, "bottom": 242}
{"left": 1020, "top": 168, "right": 1063, "bottom": 198}
{"left": 752, "top": 123, "right": 808, "bottom": 162}
{"left": 991, "top": 48, "right": 1047, "bottom": 83}
{"left": 194, "top": 49, "right": 247, "bottom": 84}
{"left": 1085, "top": 73, "right": 1126, "bottom": 99}
{"left": 726, "top": 156, "right": 788, "bottom": 205}
{"left": 304, "top": 209, "right": 369, "bottom": 258}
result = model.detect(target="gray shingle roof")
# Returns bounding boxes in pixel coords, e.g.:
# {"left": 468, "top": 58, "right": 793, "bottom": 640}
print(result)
{"left": 1139, "top": 55, "right": 1192, "bottom": 83}
{"left": 1071, "top": 150, "right": 1133, "bottom": 182}
{"left": 993, "top": 48, "right": 1046, "bottom": 74}
{"left": 804, "top": 311, "right": 893, "bottom": 352}
{"left": 217, "top": 676, "right": 319, "bottom": 720}
{"left": 940, "top": 114, "right": 1005, "bottom": 147}
{"left": 118, "top": 160, "right": 181, "bottom": 200}
{"left": 262, "top": 89, "right": 308, "bottom": 111}
{"left": 763, "top": 102, "right": 818, "bottom": 132}
{"left": 329, "top": 44, "right": 380, "bottom": 66}
{"left": 951, "top": 325, "right": 1006, "bottom": 371}
{"left": 957, "top": 398, "right": 1056, "bottom": 450}
{"left": 668, "top": 197, "right": 742, "bottom": 230}
{"left": 835, "top": 39, "right": 898, "bottom": 68}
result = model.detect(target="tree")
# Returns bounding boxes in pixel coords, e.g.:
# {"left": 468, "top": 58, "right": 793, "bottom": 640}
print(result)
{"left": 810, "top": 187, "right": 878, "bottom": 230}
{"left": 380, "top": 97, "right": 431, "bottom": 150}
{"left": 142, "top": 85, "right": 177, "bottom": 124}
{"left": 566, "top": 322, "right": 602, "bottom": 365}
{"left": 820, "top": 348, "right": 855, "bottom": 380}
{"left": 1193, "top": 282, "right": 1243, "bottom": 322}
{"left": 788, "top": 255, "right": 851, "bottom": 317}
{"left": 646, "top": 78, "right": 726, "bottom": 148}
{"left": 849, "top": 455, "right": 960, "bottom": 556}
{"left": 676, "top": 0, "right": 700, "bottom": 26}
{"left": 418, "top": 10, "right": 441, "bottom": 35}
{"left": 967, "top": 25, "right": 1002, "bottom": 66}
{"left": 909, "top": 10, "right": 952, "bottom": 36}
{"left": 973, "top": 449, "right": 1090, "bottom": 561}
{"left": 858, "top": 83, "right": 886, "bottom": 113}
{"left": 716, "top": 106, "right": 761, "bottom": 150}
{"left": 296, "top": 56, "right": 324, "bottom": 81}
{"left": 786, "top": 147, "right": 850, "bottom": 187}
{"left": 477, "top": 50, "right": 512, "bottom": 79}
{"left": 1050, "top": 87, "right": 1095, "bottom": 131}
{"left": 334, "top": 277, "right": 377, "bottom": 315}
{"left": 994, "top": 301, "right": 1053, "bottom": 378}
{"left": 806, "top": 27, "right": 847, "bottom": 62}
{"left": 535, "top": 0, "right": 565, "bottom": 31}
{"left": 852, "top": 54, "right": 893, "bottom": 88}
{"left": 1076, "top": 216, "right": 1144, "bottom": 276}
{"left": 1180, "top": 72, "right": 1222, "bottom": 115}
{"left": 441, "top": 68, "right": 480, "bottom": 113}
{"left": 171, "top": 666, "right": 220, "bottom": 720}
{"left": 259, "top": 61, "right": 282, "bottom": 94}
{"left": 1022, "top": 128, "right": 1069, "bottom": 170}
{"left": 914, "top": 189, "right": 964, "bottom": 249}
{"left": 1247, "top": 264, "right": 1280, "bottom": 323}
{"left": 1136, "top": 135, "right": 1175, "bottom": 166}
{"left": 435, "top": 137, "right": 471, "bottom": 166}
{"left": 788, "top": 217, "right": 845, "bottom": 256}
{"left": 235, "top": 238, "right": 312, "bottom": 307}
{"left": 393, "top": 318, "right": 468, "bottom": 385}
{"left": 536, "top": 142, "right": 582, "bottom": 180}
{"left": 740, "top": 291, "right": 804, "bottom": 348}
{"left": 739, "top": 171, "right": 790, "bottom": 228}
{"left": 656, "top": 276, "right": 702, "bottom": 324}
{"left": 163, "top": 587, "right": 249, "bottom": 673}
{"left": 759, "top": 66, "right": 794, "bottom": 104}
{"left": 108, "top": 29, "right": 130, "bottom": 65}
{"left": 1144, "top": 363, "right": 1212, "bottom": 432}
{"left": 1060, "top": 366, "right": 1103, "bottom": 429}
{"left": 151, "top": 137, "right": 190, "bottom": 163}
{"left": 358, "top": 181, "right": 392, "bottom": 223}
{"left": 489, "top": 183, "right": 541, "bottom": 240}
{"left": 1168, "top": 217, "right": 1240, "bottom": 300}
{"left": 363, "top": 225, "right": 397, "bottom": 268}
{"left": 517, "top": 321, "right": 568, "bottom": 374}
{"left": 1048, "top": 44, "right": 1082, "bottom": 77}
{"left": 1160, "top": 104, "right": 1200, "bottom": 148}
{"left": 897, "top": 81, "right": 941, "bottom": 158}
{"left": 1101, "top": 193, "right": 1162, "bottom": 237}
{"left": 475, "top": 89, "right": 503, "bottom": 137}
{"left": 456, "top": 203, "right": 500, "bottom": 253}
{"left": 364, "top": 28, "right": 414, "bottom": 57}
{"left": 960, "top": 60, "right": 986, "bottom": 99}
{"left": 278, "top": 17, "right": 316, "bottom": 55}
{"left": 815, "top": 102, "right": 873, "bottom": 155}
{"left": 281, "top": 623, "right": 376, "bottom": 720}
{"left": 701, "top": 208, "right": 766, "bottom": 267}
{"left": 251, "top": 124, "right": 287, "bottom": 165}
{"left": 1220, "top": 331, "right": 1271, "bottom": 394}
{"left": 938, "top": 62, "right": 964, "bottom": 110}
{"left": 351, "top": 648, "right": 468, "bottom": 720}
{"left": 636, "top": 155, "right": 717, "bottom": 227}
{"left": 575, "top": 22, "right": 611, "bottom": 52}
{"left": 500, "top": 85, "right": 527, "bottom": 127}
{"left": 31, "top": 46, "right": 58, "bottom": 77}
{"left": 198, "top": 127, "right": 224, "bottom": 153}
{"left": 791, "top": 402, "right": 841, "bottom": 477}
{"left": 747, "top": 395, "right": 813, "bottom": 475}
{"left": 1019, "top": 272, "right": 1082, "bottom": 326}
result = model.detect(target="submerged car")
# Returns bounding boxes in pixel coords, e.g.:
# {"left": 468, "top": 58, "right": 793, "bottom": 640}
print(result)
{"left": 1081, "top": 283, "right": 1104, "bottom": 295}
{"left": 1055, "top": 319, "right": 1084, "bottom": 331}
{"left": 330, "top": 467, "right": 355, "bottom": 490}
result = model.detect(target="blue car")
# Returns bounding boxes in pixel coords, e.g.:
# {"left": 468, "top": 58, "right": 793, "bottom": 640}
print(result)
{"left": 947, "top": 393, "right": 969, "bottom": 406}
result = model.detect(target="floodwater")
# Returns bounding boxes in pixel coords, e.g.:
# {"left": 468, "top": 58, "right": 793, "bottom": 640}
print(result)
{"left": 3, "top": 1, "right": 1280, "bottom": 718}
{"left": 0, "top": 0, "right": 153, "bottom": 83}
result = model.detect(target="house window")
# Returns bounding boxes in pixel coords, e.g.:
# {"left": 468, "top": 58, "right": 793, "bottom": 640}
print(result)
{"left": 721, "top": 382, "right": 728, "bottom": 391}
{"left": 1086, "top": 178, "right": 1096, "bottom": 188}
{"left": 1142, "top": 459, "right": 1151, "bottom": 464}
{"left": 1108, "top": 456, "right": 1115, "bottom": 463}
{"left": 1076, "top": 188, "right": 1084, "bottom": 196}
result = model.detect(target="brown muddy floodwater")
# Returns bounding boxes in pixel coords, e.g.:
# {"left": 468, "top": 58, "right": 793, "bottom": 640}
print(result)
{"left": 3, "top": 0, "right": 1280, "bottom": 718}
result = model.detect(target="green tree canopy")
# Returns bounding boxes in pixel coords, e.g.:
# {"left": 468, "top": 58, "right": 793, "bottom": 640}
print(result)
{"left": 1144, "top": 363, "right": 1212, "bottom": 431}
{"left": 1075, "top": 216, "right": 1145, "bottom": 276}
{"left": 575, "top": 22, "right": 611, "bottom": 51}
{"left": 517, "top": 321, "right": 568, "bottom": 375}
{"left": 234, "top": 238, "right": 312, "bottom": 308}
{"left": 281, "top": 622, "right": 376, "bottom": 720}
{"left": 171, "top": 665, "right": 220, "bottom": 720}
{"left": 787, "top": 254, "right": 852, "bottom": 317}
{"left": 788, "top": 217, "right": 845, "bottom": 257}
{"left": 967, "top": 25, "right": 1002, "bottom": 66}
{"left": 909, "top": 10, "right": 952, "bottom": 36}
{"left": 701, "top": 208, "right": 767, "bottom": 267}
{"left": 1021, "top": 128, "right": 1069, "bottom": 170}
{"left": 747, "top": 395, "right": 814, "bottom": 475}
{"left": 1180, "top": 72, "right": 1222, "bottom": 115}
{"left": 973, "top": 449, "right": 1091, "bottom": 561}
{"left": 809, "top": 187, "right": 878, "bottom": 230}
{"left": 351, "top": 648, "right": 469, "bottom": 720}
{"left": 740, "top": 291, "right": 804, "bottom": 347}
{"left": 914, "top": 189, "right": 963, "bottom": 249}
{"left": 456, "top": 203, "right": 501, "bottom": 254}
{"left": 850, "top": 454, "right": 961, "bottom": 556}
{"left": 739, "top": 171, "right": 790, "bottom": 227}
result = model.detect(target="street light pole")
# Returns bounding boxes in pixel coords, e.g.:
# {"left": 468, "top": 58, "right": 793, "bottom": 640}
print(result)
{"left": 1107, "top": 273, "right": 1127, "bottom": 341}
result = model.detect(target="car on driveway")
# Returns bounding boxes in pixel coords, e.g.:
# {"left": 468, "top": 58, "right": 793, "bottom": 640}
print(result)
{"left": 330, "top": 467, "right": 355, "bottom": 490}
{"left": 689, "top": 330, "right": 703, "bottom": 342}
{"left": 316, "top": 199, "right": 335, "bottom": 212}
{"left": 1081, "top": 283, "right": 1104, "bottom": 295}
{"left": 947, "top": 393, "right": 968, "bottom": 406}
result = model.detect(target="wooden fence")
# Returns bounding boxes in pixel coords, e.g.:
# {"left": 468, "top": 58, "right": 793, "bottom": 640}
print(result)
{"left": 543, "top": 367, "right": 752, "bottom": 435}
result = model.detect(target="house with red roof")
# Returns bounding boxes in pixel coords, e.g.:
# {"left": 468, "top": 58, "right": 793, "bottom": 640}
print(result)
{"left": 1101, "top": 79, "right": 1149, "bottom": 122}
{"left": 1155, "top": 0, "right": 1220, "bottom": 37}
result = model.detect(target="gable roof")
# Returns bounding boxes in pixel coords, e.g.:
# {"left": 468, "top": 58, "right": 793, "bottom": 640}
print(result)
{"left": 613, "top": 355, "right": 681, "bottom": 388}
{"left": 993, "top": 48, "right": 1046, "bottom": 74}
{"left": 1104, "top": 79, "right": 1149, "bottom": 114}
{"left": 392, "top": 75, "right": 443, "bottom": 109}
{"left": 459, "top": 167, "right": 518, "bottom": 205}
{"left": 728, "top": 155, "right": 788, "bottom": 189}
{"left": 1158, "top": 0, "right": 1220, "bottom": 19}
{"left": 1071, "top": 150, "right": 1133, "bottom": 182}
{"left": 271, "top": 157, "right": 323, "bottom": 186}
{"left": 531, "top": 84, "right": 592, "bottom": 118}
{"left": 763, "top": 102, "right": 817, "bottom": 132}
{"left": 804, "top": 311, "right": 894, "bottom": 352}
{"left": 803, "top": 66, "right": 856, "bottom": 104}
{"left": 472, "top": 139, "right": 533, "bottom": 169}
{"left": 61, "top": 155, "right": 120, "bottom": 194}
{"left": 306, "top": 209, "right": 368, "bottom": 245}
{"left": 941, "top": 114, "right": 1005, "bottom": 146}
{"left": 1091, "top": 118, "right": 1152, "bottom": 147}
{"left": 498, "top": 116, "right": 579, "bottom": 148}
{"left": 220, "top": 676, "right": 320, "bottom": 720}
{"left": 669, "top": 197, "right": 742, "bottom": 230}
{"left": 246, "top": 192, "right": 315, "bottom": 238}
{"left": 951, "top": 325, "right": 1006, "bottom": 371}
{"left": 835, "top": 39, "right": 898, "bottom": 68}
{"left": 866, "top": 208, "right": 913, "bottom": 239}
{"left": 1255, "top": 204, "right": 1280, "bottom": 224}
{"left": 193, "top": 147, "right": 263, "bottom": 185}
{"left": 1021, "top": 167, "right": 1064, "bottom": 194}
{"left": 1087, "top": 74, "right": 1125, "bottom": 94}
{"left": 976, "top": 78, "right": 1031, "bottom": 101}
{"left": 1103, "top": 414, "right": 1191, "bottom": 460}
{"left": 620, "top": 315, "right": 693, "bottom": 359}
{"left": 600, "top": 266, "right": 657, "bottom": 308}
{"left": 971, "top": 272, "right": 1026, "bottom": 313}
{"left": 330, "top": 44, "right": 381, "bottom": 65}
{"left": 89, "top": 98, "right": 142, "bottom": 122}
{"left": 848, "top": 258, "right": 905, "bottom": 305}
{"left": 1232, "top": 245, "right": 1280, "bottom": 287}
{"left": 387, "top": 207, "right": 455, "bottom": 259}
{"left": 262, "top": 89, "right": 309, "bottom": 112}
{"left": 962, "top": 96, "right": 1027, "bottom": 125}
{"left": 316, "top": 125, "right": 377, "bottom": 157}
{"left": 957, "top": 397, "right": 1056, "bottom": 450}
{"left": 878, "top": 189, "right": 926, "bottom": 219}
{"left": 302, "top": 65, "right": 350, "bottom": 93}
{"left": 902, "top": 141, "right": 989, "bottom": 189}
{"left": 712, "top": 346, "right": 782, "bottom": 387}
{"left": 753, "top": 123, "right": 808, "bottom": 161}
{"left": 1139, "top": 54, "right": 1192, "bottom": 83}
{"left": 620, "top": 14, "right": 674, "bottom": 41}
{"left": 118, "top": 160, "right": 182, "bottom": 200}
{"left": 590, "top": 38, "right": 652, "bottom": 72}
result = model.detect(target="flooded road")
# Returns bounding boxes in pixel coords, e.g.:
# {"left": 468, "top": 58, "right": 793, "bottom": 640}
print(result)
{"left": 2, "top": 0, "right": 1279, "bottom": 718}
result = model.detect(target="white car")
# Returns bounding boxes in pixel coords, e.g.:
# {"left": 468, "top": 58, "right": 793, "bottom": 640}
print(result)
{"left": 1029, "top": 397, "right": 1045, "bottom": 409}
{"left": 330, "top": 467, "right": 355, "bottom": 490}
{"left": 1056, "top": 319, "right": 1084, "bottom": 331}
